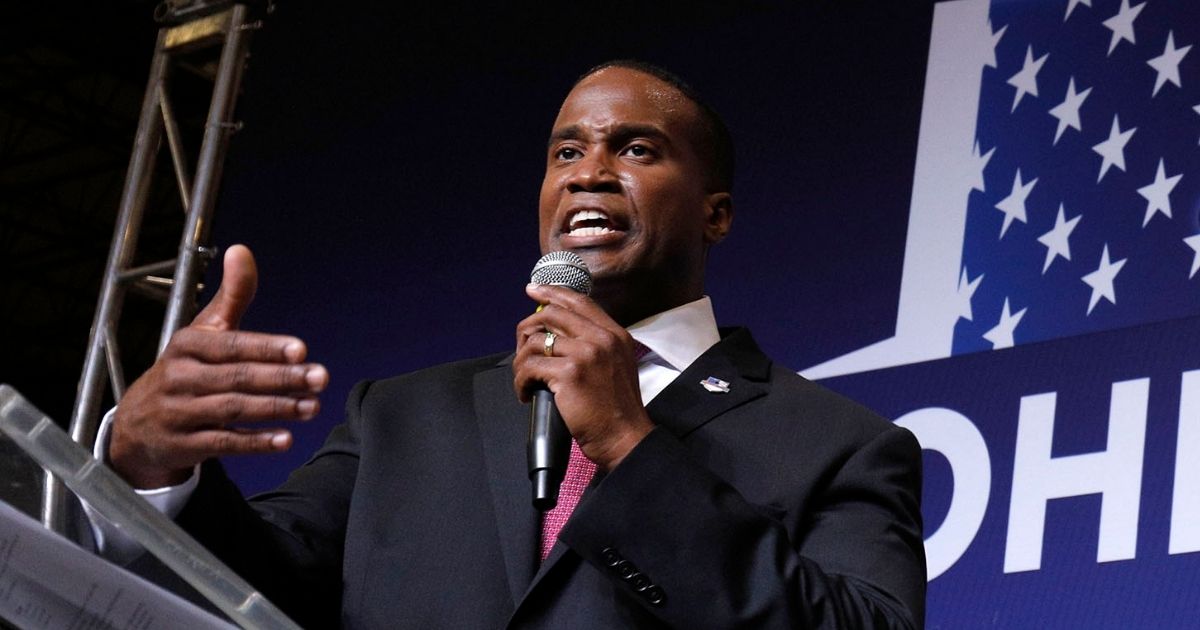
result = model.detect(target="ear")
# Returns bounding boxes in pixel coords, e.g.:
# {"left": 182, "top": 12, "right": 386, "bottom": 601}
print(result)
{"left": 702, "top": 192, "right": 733, "bottom": 245}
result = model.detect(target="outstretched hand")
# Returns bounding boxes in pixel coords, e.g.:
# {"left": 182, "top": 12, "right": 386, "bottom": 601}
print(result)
{"left": 109, "top": 245, "right": 328, "bottom": 489}
{"left": 512, "top": 283, "right": 654, "bottom": 471}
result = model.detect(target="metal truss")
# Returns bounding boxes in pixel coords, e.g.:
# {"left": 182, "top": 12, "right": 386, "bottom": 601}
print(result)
{"left": 39, "top": 1, "right": 264, "bottom": 533}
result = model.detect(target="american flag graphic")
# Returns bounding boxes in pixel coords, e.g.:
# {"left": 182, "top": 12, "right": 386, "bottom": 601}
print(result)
{"left": 954, "top": 0, "right": 1200, "bottom": 355}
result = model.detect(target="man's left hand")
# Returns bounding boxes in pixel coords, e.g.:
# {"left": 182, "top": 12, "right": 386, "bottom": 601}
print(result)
{"left": 513, "top": 283, "right": 654, "bottom": 471}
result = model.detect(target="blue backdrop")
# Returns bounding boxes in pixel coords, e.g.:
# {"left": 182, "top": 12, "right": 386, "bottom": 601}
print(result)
{"left": 206, "top": 0, "right": 1200, "bottom": 626}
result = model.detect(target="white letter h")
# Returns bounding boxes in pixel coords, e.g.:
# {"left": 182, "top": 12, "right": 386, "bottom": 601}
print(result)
{"left": 1004, "top": 379, "right": 1148, "bottom": 573}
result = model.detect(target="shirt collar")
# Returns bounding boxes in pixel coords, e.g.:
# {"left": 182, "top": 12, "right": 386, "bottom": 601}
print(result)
{"left": 626, "top": 296, "right": 720, "bottom": 372}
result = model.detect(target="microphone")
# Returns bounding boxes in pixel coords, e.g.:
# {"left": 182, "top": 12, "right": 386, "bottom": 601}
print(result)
{"left": 528, "top": 251, "right": 592, "bottom": 511}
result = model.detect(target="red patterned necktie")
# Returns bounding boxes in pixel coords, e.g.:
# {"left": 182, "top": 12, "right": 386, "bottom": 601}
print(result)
{"left": 539, "top": 342, "right": 651, "bottom": 561}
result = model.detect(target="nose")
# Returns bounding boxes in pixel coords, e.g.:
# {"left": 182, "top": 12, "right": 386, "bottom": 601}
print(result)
{"left": 566, "top": 150, "right": 620, "bottom": 193}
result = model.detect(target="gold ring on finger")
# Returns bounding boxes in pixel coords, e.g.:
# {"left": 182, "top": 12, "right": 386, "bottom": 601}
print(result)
{"left": 543, "top": 331, "right": 557, "bottom": 357}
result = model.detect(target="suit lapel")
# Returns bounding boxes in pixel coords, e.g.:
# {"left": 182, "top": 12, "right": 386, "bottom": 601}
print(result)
{"left": 645, "top": 327, "right": 771, "bottom": 438}
{"left": 474, "top": 357, "right": 539, "bottom": 608}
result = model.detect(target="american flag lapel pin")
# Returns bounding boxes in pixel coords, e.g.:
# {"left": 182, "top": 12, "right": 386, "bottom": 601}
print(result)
{"left": 700, "top": 376, "right": 731, "bottom": 393}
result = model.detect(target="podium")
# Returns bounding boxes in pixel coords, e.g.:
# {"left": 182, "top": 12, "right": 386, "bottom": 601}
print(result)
{"left": 0, "top": 385, "right": 299, "bottom": 630}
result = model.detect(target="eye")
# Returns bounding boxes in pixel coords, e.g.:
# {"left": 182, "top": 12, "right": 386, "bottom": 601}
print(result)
{"left": 622, "top": 143, "right": 655, "bottom": 159}
{"left": 554, "top": 146, "right": 581, "bottom": 161}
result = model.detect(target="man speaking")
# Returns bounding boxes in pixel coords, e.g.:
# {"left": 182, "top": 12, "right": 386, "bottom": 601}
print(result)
{"left": 94, "top": 61, "right": 925, "bottom": 628}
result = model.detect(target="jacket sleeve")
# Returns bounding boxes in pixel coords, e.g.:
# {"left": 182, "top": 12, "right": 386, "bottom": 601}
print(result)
{"left": 170, "top": 380, "right": 373, "bottom": 628}
{"left": 559, "top": 424, "right": 925, "bottom": 629}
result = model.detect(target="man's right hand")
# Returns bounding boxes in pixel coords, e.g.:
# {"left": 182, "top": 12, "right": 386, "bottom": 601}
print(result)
{"left": 108, "top": 245, "right": 328, "bottom": 489}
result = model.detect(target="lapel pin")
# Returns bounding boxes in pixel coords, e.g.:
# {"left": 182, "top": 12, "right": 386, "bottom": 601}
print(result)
{"left": 700, "top": 376, "right": 731, "bottom": 393}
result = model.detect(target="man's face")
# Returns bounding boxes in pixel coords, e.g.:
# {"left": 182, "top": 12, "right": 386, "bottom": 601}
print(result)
{"left": 538, "top": 67, "right": 730, "bottom": 320}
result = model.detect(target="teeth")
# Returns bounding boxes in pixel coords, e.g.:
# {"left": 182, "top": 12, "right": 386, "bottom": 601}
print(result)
{"left": 568, "top": 226, "right": 614, "bottom": 236}
{"left": 569, "top": 209, "right": 609, "bottom": 228}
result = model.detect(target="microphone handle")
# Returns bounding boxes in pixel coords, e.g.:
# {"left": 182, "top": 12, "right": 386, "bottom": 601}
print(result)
{"left": 529, "top": 387, "right": 572, "bottom": 511}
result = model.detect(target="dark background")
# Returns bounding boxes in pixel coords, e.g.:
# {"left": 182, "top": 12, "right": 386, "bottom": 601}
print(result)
{"left": 0, "top": 0, "right": 934, "bottom": 492}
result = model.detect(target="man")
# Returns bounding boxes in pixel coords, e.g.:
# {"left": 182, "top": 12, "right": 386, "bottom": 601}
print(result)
{"left": 97, "top": 61, "right": 925, "bottom": 628}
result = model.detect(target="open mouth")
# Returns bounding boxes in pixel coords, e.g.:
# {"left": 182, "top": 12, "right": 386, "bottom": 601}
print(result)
{"left": 566, "top": 209, "right": 621, "bottom": 237}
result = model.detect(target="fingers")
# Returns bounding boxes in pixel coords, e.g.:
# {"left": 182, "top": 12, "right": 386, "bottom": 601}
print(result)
{"left": 171, "top": 427, "right": 295, "bottom": 464}
{"left": 512, "top": 332, "right": 583, "bottom": 401}
{"left": 516, "top": 308, "right": 631, "bottom": 369}
{"left": 159, "top": 393, "right": 315, "bottom": 464}
{"left": 520, "top": 283, "right": 627, "bottom": 344}
{"left": 514, "top": 284, "right": 637, "bottom": 403}
{"left": 167, "top": 327, "right": 307, "bottom": 364}
{"left": 518, "top": 286, "right": 623, "bottom": 342}
{"left": 171, "top": 392, "right": 321, "bottom": 424}
{"left": 164, "top": 360, "right": 328, "bottom": 396}
{"left": 193, "top": 244, "right": 259, "bottom": 331}
{"left": 525, "top": 283, "right": 613, "bottom": 323}
{"left": 513, "top": 355, "right": 569, "bottom": 403}
{"left": 516, "top": 305, "right": 600, "bottom": 348}
{"left": 109, "top": 378, "right": 319, "bottom": 487}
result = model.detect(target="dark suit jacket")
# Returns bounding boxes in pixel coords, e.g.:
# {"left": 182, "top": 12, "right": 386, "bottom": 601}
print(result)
{"left": 176, "top": 327, "right": 925, "bottom": 628}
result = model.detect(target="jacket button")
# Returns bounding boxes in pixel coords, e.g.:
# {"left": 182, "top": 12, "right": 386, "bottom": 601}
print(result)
{"left": 644, "top": 585, "right": 666, "bottom": 606}
{"left": 629, "top": 572, "right": 651, "bottom": 590}
{"left": 601, "top": 547, "right": 622, "bottom": 567}
{"left": 614, "top": 560, "right": 638, "bottom": 579}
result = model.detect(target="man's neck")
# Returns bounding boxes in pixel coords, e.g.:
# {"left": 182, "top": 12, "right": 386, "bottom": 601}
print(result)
{"left": 592, "top": 280, "right": 704, "bottom": 328}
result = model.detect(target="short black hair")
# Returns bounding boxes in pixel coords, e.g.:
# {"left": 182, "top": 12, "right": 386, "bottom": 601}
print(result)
{"left": 576, "top": 60, "right": 735, "bottom": 193}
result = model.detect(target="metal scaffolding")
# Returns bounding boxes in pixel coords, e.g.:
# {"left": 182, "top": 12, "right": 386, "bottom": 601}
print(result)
{"left": 42, "top": 0, "right": 263, "bottom": 533}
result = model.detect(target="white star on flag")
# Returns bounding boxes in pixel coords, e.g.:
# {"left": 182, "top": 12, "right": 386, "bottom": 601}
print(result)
{"left": 995, "top": 169, "right": 1037, "bottom": 238}
{"left": 1136, "top": 159, "right": 1182, "bottom": 226}
{"left": 1103, "top": 0, "right": 1146, "bottom": 56}
{"left": 1147, "top": 31, "right": 1192, "bottom": 97}
{"left": 1093, "top": 114, "right": 1136, "bottom": 182}
{"left": 1037, "top": 204, "right": 1081, "bottom": 273}
{"left": 1008, "top": 45, "right": 1049, "bottom": 112}
{"left": 1048, "top": 77, "right": 1091, "bottom": 144}
{"left": 983, "top": 298, "right": 1027, "bottom": 349}
{"left": 905, "top": 0, "right": 1200, "bottom": 365}
{"left": 957, "top": 267, "right": 984, "bottom": 321}
{"left": 1082, "top": 244, "right": 1127, "bottom": 314}
{"left": 971, "top": 142, "right": 996, "bottom": 193}
{"left": 1065, "top": 0, "right": 1091, "bottom": 22}
{"left": 1184, "top": 235, "right": 1200, "bottom": 279}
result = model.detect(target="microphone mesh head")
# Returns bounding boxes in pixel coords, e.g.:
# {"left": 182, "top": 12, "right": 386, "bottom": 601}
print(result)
{"left": 530, "top": 251, "right": 592, "bottom": 295}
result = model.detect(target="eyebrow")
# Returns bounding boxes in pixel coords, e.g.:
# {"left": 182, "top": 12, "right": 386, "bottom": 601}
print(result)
{"left": 547, "top": 123, "right": 672, "bottom": 149}
{"left": 548, "top": 125, "right": 585, "bottom": 147}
